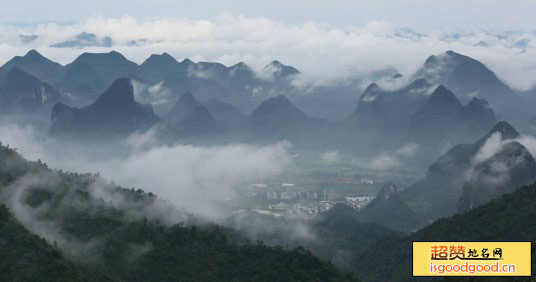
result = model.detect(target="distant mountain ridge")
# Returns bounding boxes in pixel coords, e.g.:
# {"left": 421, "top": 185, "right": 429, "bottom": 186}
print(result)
{"left": 412, "top": 50, "right": 514, "bottom": 102}
{"left": 50, "top": 78, "right": 159, "bottom": 140}
{"left": 411, "top": 50, "right": 533, "bottom": 130}
{"left": 0, "top": 49, "right": 368, "bottom": 121}
{"left": 0, "top": 49, "right": 65, "bottom": 84}
{"left": 1, "top": 49, "right": 535, "bottom": 154}
{"left": 408, "top": 85, "right": 496, "bottom": 146}
{"left": 163, "top": 92, "right": 245, "bottom": 139}
{"left": 246, "top": 95, "right": 331, "bottom": 145}
{"left": 343, "top": 82, "right": 497, "bottom": 158}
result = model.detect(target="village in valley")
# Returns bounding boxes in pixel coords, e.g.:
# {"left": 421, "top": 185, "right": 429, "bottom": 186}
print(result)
{"left": 231, "top": 179, "right": 377, "bottom": 218}
{"left": 227, "top": 151, "right": 420, "bottom": 219}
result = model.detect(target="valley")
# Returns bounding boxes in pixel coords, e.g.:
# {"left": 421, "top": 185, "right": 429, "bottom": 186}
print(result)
{"left": 1, "top": 4, "right": 536, "bottom": 281}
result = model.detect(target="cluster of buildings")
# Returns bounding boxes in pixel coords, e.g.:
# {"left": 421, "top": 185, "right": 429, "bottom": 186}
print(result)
{"left": 246, "top": 201, "right": 334, "bottom": 218}
{"left": 238, "top": 182, "right": 376, "bottom": 218}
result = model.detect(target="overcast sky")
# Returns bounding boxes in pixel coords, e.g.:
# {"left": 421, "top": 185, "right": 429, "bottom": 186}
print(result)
{"left": 3, "top": 0, "right": 536, "bottom": 30}
{"left": 1, "top": 1, "right": 536, "bottom": 90}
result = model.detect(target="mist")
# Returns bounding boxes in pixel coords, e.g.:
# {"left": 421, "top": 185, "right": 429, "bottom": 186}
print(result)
{"left": 2, "top": 14, "right": 536, "bottom": 90}
{"left": 0, "top": 121, "right": 293, "bottom": 220}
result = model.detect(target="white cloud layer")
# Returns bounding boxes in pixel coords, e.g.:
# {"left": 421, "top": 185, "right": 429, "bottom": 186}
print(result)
{"left": 1, "top": 14, "right": 536, "bottom": 90}
{"left": 0, "top": 122, "right": 293, "bottom": 220}
{"left": 368, "top": 143, "right": 419, "bottom": 170}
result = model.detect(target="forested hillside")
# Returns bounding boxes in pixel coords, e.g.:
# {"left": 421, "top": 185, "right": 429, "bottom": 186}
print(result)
{"left": 355, "top": 182, "right": 536, "bottom": 282}
{"left": 0, "top": 143, "right": 357, "bottom": 281}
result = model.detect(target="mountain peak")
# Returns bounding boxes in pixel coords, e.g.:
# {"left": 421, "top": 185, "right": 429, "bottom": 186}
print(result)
{"left": 424, "top": 55, "right": 437, "bottom": 65}
{"left": 489, "top": 121, "right": 519, "bottom": 139}
{"left": 264, "top": 61, "right": 300, "bottom": 77}
{"left": 262, "top": 95, "right": 294, "bottom": 108}
{"left": 50, "top": 78, "right": 158, "bottom": 139}
{"left": 269, "top": 60, "right": 283, "bottom": 67}
{"left": 75, "top": 50, "right": 129, "bottom": 63}
{"left": 414, "top": 85, "right": 462, "bottom": 118}
{"left": 249, "top": 94, "right": 316, "bottom": 131}
{"left": 2, "top": 49, "right": 62, "bottom": 70}
{"left": 24, "top": 49, "right": 44, "bottom": 59}
{"left": 230, "top": 62, "right": 249, "bottom": 69}
{"left": 439, "top": 50, "right": 470, "bottom": 62}
{"left": 358, "top": 180, "right": 422, "bottom": 230}
{"left": 378, "top": 181, "right": 399, "bottom": 200}
{"left": 178, "top": 92, "right": 197, "bottom": 104}
{"left": 142, "top": 53, "right": 177, "bottom": 66}
{"left": 165, "top": 92, "right": 201, "bottom": 126}
{"left": 428, "top": 85, "right": 462, "bottom": 107}
{"left": 174, "top": 105, "right": 224, "bottom": 137}
{"left": 364, "top": 83, "right": 379, "bottom": 93}
{"left": 93, "top": 78, "right": 134, "bottom": 106}
{"left": 108, "top": 50, "right": 123, "bottom": 57}
{"left": 466, "top": 97, "right": 490, "bottom": 108}
{"left": 458, "top": 140, "right": 536, "bottom": 213}
{"left": 457, "top": 97, "right": 496, "bottom": 129}
{"left": 414, "top": 51, "right": 513, "bottom": 101}
{"left": 180, "top": 58, "right": 195, "bottom": 65}
{"left": 474, "top": 120, "right": 520, "bottom": 149}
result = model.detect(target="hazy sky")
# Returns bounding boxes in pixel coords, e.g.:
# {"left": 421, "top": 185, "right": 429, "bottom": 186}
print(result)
{"left": 2, "top": 0, "right": 536, "bottom": 30}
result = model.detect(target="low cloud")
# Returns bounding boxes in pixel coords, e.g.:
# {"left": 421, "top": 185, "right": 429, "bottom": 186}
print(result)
{"left": 131, "top": 80, "right": 175, "bottom": 114}
{"left": 319, "top": 150, "right": 340, "bottom": 164}
{"left": 467, "top": 131, "right": 536, "bottom": 184}
{"left": 0, "top": 122, "right": 293, "bottom": 220}
{"left": 368, "top": 143, "right": 419, "bottom": 170}
{"left": 472, "top": 132, "right": 504, "bottom": 164}
{"left": 1, "top": 14, "right": 536, "bottom": 90}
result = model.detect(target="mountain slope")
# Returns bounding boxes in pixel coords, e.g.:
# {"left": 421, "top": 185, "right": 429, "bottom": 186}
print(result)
{"left": 400, "top": 121, "right": 524, "bottom": 221}
{"left": 413, "top": 50, "right": 514, "bottom": 102}
{"left": 458, "top": 141, "right": 536, "bottom": 212}
{"left": 411, "top": 50, "right": 534, "bottom": 130}
{"left": 345, "top": 79, "right": 432, "bottom": 131}
{"left": 227, "top": 204, "right": 396, "bottom": 273}
{"left": 0, "top": 204, "right": 117, "bottom": 281}
{"left": 201, "top": 98, "right": 247, "bottom": 131}
{"left": 247, "top": 95, "right": 330, "bottom": 142}
{"left": 407, "top": 85, "right": 463, "bottom": 144}
{"left": 173, "top": 106, "right": 224, "bottom": 138}
{"left": 139, "top": 53, "right": 179, "bottom": 83}
{"left": 342, "top": 79, "right": 433, "bottom": 152}
{"left": 0, "top": 67, "right": 62, "bottom": 114}
{"left": 0, "top": 141, "right": 357, "bottom": 282}
{"left": 263, "top": 60, "right": 300, "bottom": 80}
{"left": 355, "top": 182, "right": 536, "bottom": 282}
{"left": 407, "top": 85, "right": 496, "bottom": 146}
{"left": 453, "top": 97, "right": 497, "bottom": 136}
{"left": 165, "top": 92, "right": 200, "bottom": 125}
{"left": 357, "top": 182, "right": 422, "bottom": 231}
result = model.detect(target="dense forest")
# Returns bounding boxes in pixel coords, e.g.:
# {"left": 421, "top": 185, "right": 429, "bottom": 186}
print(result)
{"left": 0, "top": 143, "right": 357, "bottom": 281}
{"left": 354, "top": 182, "right": 536, "bottom": 282}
